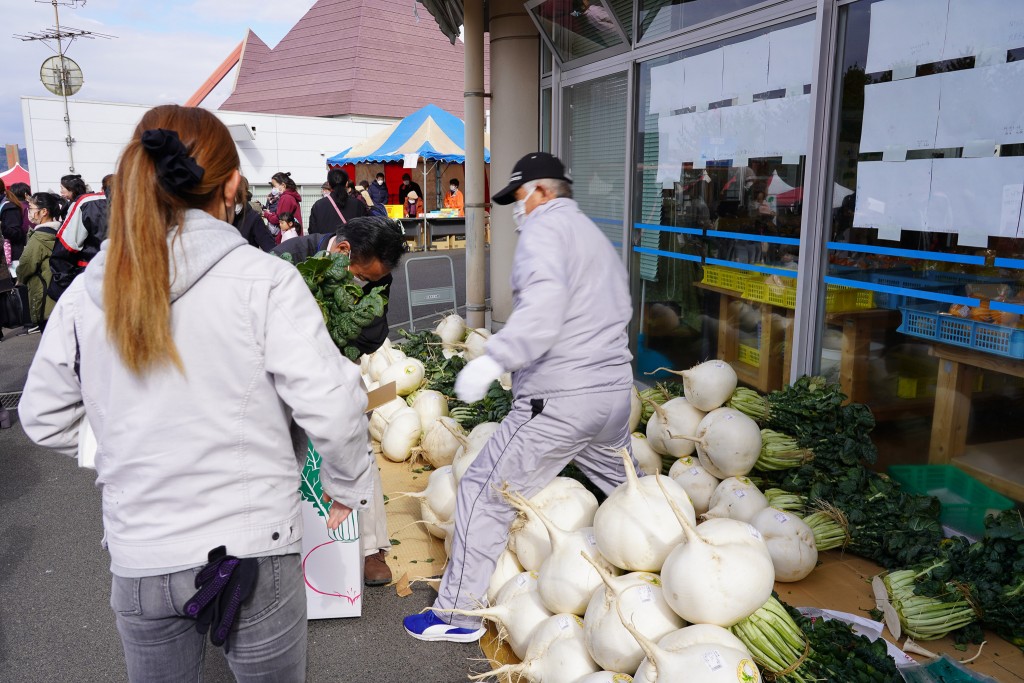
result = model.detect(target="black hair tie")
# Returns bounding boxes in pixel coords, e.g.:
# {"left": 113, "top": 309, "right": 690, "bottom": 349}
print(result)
{"left": 141, "top": 128, "right": 205, "bottom": 195}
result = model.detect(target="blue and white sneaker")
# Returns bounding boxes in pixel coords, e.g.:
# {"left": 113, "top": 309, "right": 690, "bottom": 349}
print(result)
{"left": 403, "top": 611, "right": 485, "bottom": 643}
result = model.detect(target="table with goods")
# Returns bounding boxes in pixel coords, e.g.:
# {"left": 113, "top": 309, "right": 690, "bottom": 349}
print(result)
{"left": 279, "top": 252, "right": 1022, "bottom": 681}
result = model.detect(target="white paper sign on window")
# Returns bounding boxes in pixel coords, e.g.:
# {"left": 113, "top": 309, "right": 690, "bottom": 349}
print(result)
{"left": 722, "top": 34, "right": 769, "bottom": 100}
{"left": 944, "top": 0, "right": 1024, "bottom": 61}
{"left": 650, "top": 60, "right": 685, "bottom": 115}
{"left": 854, "top": 160, "right": 932, "bottom": 237}
{"left": 763, "top": 95, "right": 810, "bottom": 158}
{"left": 865, "top": 0, "right": 949, "bottom": 74}
{"left": 681, "top": 49, "right": 724, "bottom": 109}
{"left": 860, "top": 77, "right": 941, "bottom": 153}
{"left": 928, "top": 157, "right": 1024, "bottom": 246}
{"left": 719, "top": 101, "right": 767, "bottom": 161}
{"left": 935, "top": 62, "right": 1024, "bottom": 149}
{"left": 767, "top": 22, "right": 816, "bottom": 91}
{"left": 656, "top": 115, "right": 683, "bottom": 185}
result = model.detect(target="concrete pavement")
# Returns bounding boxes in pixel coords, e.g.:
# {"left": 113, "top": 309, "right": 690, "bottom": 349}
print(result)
{"left": 0, "top": 248, "right": 498, "bottom": 682}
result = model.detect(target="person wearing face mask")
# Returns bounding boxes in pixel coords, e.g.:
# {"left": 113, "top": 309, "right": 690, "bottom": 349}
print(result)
{"left": 442, "top": 178, "right": 465, "bottom": 217}
{"left": 404, "top": 152, "right": 637, "bottom": 644}
{"left": 368, "top": 172, "right": 388, "bottom": 207}
{"left": 262, "top": 171, "right": 302, "bottom": 236}
{"left": 398, "top": 173, "right": 423, "bottom": 206}
{"left": 272, "top": 216, "right": 409, "bottom": 587}
{"left": 308, "top": 168, "right": 368, "bottom": 235}
{"left": 231, "top": 176, "right": 276, "bottom": 251}
{"left": 403, "top": 191, "right": 424, "bottom": 219}
{"left": 47, "top": 177, "right": 108, "bottom": 304}
{"left": 15, "top": 192, "right": 62, "bottom": 331}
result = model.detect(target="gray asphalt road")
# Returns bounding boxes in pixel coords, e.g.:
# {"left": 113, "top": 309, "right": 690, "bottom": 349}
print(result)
{"left": 0, "top": 249, "right": 498, "bottom": 682}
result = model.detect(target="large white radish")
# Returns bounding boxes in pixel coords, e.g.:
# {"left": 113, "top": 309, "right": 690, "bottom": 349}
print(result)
{"left": 630, "top": 433, "right": 663, "bottom": 476}
{"left": 379, "top": 357, "right": 425, "bottom": 396}
{"left": 463, "top": 327, "right": 491, "bottom": 360}
{"left": 645, "top": 397, "right": 705, "bottom": 457}
{"left": 750, "top": 507, "right": 818, "bottom": 582}
{"left": 380, "top": 408, "right": 422, "bottom": 462}
{"left": 435, "top": 589, "right": 552, "bottom": 660}
{"left": 474, "top": 614, "right": 599, "bottom": 683}
{"left": 507, "top": 492, "right": 618, "bottom": 616}
{"left": 411, "top": 389, "right": 448, "bottom": 426}
{"left": 655, "top": 624, "right": 750, "bottom": 655}
{"left": 592, "top": 448, "right": 696, "bottom": 572}
{"left": 368, "top": 397, "right": 410, "bottom": 442}
{"left": 649, "top": 360, "right": 738, "bottom": 412}
{"left": 451, "top": 421, "right": 500, "bottom": 483}
{"left": 629, "top": 386, "right": 643, "bottom": 432}
{"left": 579, "top": 674, "right": 635, "bottom": 683}
{"left": 581, "top": 554, "right": 684, "bottom": 673}
{"left": 407, "top": 464, "right": 457, "bottom": 524}
{"left": 368, "top": 344, "right": 405, "bottom": 381}
{"left": 487, "top": 551, "right": 526, "bottom": 605}
{"left": 703, "top": 477, "right": 769, "bottom": 524}
{"left": 509, "top": 478, "right": 599, "bottom": 571}
{"left": 658, "top": 484, "right": 775, "bottom": 627}
{"left": 676, "top": 407, "right": 762, "bottom": 478}
{"left": 419, "top": 417, "right": 464, "bottom": 468}
{"left": 435, "top": 314, "right": 466, "bottom": 347}
{"left": 668, "top": 456, "right": 719, "bottom": 516}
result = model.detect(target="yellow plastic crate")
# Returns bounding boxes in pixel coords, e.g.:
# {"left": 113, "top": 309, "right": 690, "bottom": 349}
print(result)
{"left": 700, "top": 264, "right": 754, "bottom": 292}
{"left": 385, "top": 204, "right": 404, "bottom": 219}
{"left": 738, "top": 344, "right": 760, "bottom": 367}
{"left": 742, "top": 280, "right": 861, "bottom": 312}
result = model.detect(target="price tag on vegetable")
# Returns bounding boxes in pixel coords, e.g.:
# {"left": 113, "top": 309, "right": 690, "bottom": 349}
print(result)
{"left": 703, "top": 650, "right": 724, "bottom": 672}
{"left": 586, "top": 532, "right": 597, "bottom": 547}
{"left": 557, "top": 615, "right": 572, "bottom": 630}
{"left": 733, "top": 490, "right": 747, "bottom": 498}
{"left": 689, "top": 467, "right": 701, "bottom": 477}
{"left": 774, "top": 512, "right": 789, "bottom": 524}
{"left": 748, "top": 526, "right": 763, "bottom": 540}
{"left": 638, "top": 585, "right": 653, "bottom": 603}
{"left": 516, "top": 574, "right": 529, "bottom": 587}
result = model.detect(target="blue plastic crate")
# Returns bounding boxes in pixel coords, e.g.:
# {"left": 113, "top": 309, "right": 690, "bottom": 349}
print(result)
{"left": 866, "top": 272, "right": 963, "bottom": 309}
{"left": 899, "top": 304, "right": 1024, "bottom": 359}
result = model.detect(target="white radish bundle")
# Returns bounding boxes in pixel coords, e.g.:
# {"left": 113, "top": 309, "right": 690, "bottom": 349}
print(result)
{"left": 645, "top": 397, "right": 705, "bottom": 457}
{"left": 508, "top": 478, "right": 599, "bottom": 571}
{"left": 703, "top": 477, "right": 769, "bottom": 524}
{"left": 378, "top": 357, "right": 425, "bottom": 396}
{"left": 419, "top": 417, "right": 464, "bottom": 468}
{"left": 668, "top": 456, "right": 719, "bottom": 516}
{"left": 581, "top": 554, "right": 684, "bottom": 673}
{"left": 435, "top": 314, "right": 466, "bottom": 348}
{"left": 649, "top": 360, "right": 738, "bottom": 412}
{"left": 507, "top": 492, "right": 618, "bottom": 616}
{"left": 659, "top": 488, "right": 775, "bottom": 627}
{"left": 437, "top": 588, "right": 552, "bottom": 659}
{"left": 474, "top": 614, "right": 600, "bottom": 683}
{"left": 679, "top": 407, "right": 762, "bottom": 478}
{"left": 368, "top": 397, "right": 409, "bottom": 442}
{"left": 487, "top": 552, "right": 527, "bottom": 605}
{"left": 750, "top": 507, "right": 818, "bottom": 582}
{"left": 592, "top": 448, "right": 696, "bottom": 572}
{"left": 411, "top": 389, "right": 448, "bottom": 426}
{"left": 380, "top": 408, "right": 422, "bottom": 462}
{"left": 630, "top": 433, "right": 663, "bottom": 476}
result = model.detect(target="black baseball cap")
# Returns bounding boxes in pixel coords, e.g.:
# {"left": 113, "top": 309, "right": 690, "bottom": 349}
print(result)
{"left": 492, "top": 152, "right": 573, "bottom": 205}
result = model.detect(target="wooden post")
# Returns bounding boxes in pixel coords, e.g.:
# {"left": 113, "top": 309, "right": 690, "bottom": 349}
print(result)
{"left": 5, "top": 145, "right": 18, "bottom": 170}
{"left": 928, "top": 358, "right": 976, "bottom": 464}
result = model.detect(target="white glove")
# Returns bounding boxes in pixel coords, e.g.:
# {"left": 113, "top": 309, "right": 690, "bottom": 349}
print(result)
{"left": 454, "top": 355, "right": 504, "bottom": 403}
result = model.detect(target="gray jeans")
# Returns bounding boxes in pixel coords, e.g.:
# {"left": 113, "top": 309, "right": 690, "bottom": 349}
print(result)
{"left": 110, "top": 554, "right": 306, "bottom": 683}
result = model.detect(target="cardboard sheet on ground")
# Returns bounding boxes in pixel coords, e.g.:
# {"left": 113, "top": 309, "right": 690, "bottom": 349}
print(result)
{"left": 935, "top": 62, "right": 1024, "bottom": 149}
{"left": 865, "top": 0, "right": 949, "bottom": 74}
{"left": 860, "top": 77, "right": 941, "bottom": 154}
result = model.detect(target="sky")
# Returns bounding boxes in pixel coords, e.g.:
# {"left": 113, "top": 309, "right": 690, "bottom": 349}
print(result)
{"left": 0, "top": 0, "right": 319, "bottom": 147}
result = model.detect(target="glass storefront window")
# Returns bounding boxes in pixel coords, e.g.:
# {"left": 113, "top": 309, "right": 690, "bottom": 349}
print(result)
{"left": 527, "top": 0, "right": 629, "bottom": 64}
{"left": 565, "top": 71, "right": 629, "bottom": 247}
{"left": 823, "top": 0, "right": 1024, "bottom": 500}
{"left": 541, "top": 88, "right": 553, "bottom": 152}
{"left": 633, "top": 19, "right": 815, "bottom": 394}
{"left": 542, "top": 42, "right": 553, "bottom": 75}
{"left": 639, "top": 0, "right": 769, "bottom": 43}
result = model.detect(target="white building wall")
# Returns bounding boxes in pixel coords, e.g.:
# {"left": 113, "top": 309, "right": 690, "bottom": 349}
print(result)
{"left": 21, "top": 96, "right": 396, "bottom": 197}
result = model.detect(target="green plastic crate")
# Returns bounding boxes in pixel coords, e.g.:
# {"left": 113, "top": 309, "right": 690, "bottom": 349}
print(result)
{"left": 888, "top": 465, "right": 1014, "bottom": 538}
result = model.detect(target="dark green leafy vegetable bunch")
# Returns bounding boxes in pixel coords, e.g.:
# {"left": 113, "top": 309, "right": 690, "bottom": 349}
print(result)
{"left": 280, "top": 251, "right": 386, "bottom": 361}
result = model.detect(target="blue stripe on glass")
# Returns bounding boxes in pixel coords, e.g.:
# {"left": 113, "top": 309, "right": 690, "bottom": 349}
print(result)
{"left": 994, "top": 258, "right": 1024, "bottom": 270}
{"left": 706, "top": 258, "right": 797, "bottom": 278}
{"left": 635, "top": 223, "right": 704, "bottom": 235}
{"left": 991, "top": 301, "right": 1024, "bottom": 314}
{"left": 824, "top": 276, "right": 981, "bottom": 307}
{"left": 589, "top": 216, "right": 622, "bottom": 225}
{"left": 826, "top": 242, "right": 986, "bottom": 265}
{"left": 632, "top": 246, "right": 703, "bottom": 263}
{"left": 706, "top": 229, "right": 801, "bottom": 246}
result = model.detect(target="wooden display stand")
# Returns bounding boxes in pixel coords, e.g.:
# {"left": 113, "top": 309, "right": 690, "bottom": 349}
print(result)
{"left": 927, "top": 344, "right": 1024, "bottom": 502}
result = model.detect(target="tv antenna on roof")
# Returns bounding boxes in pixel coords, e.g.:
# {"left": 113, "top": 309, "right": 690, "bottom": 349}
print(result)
{"left": 14, "top": 1, "right": 116, "bottom": 173}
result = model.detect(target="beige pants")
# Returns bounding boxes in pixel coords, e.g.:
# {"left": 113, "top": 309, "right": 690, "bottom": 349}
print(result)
{"left": 359, "top": 451, "right": 389, "bottom": 557}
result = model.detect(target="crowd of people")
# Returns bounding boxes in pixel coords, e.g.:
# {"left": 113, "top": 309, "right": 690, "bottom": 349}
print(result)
{"left": 11, "top": 103, "right": 634, "bottom": 682}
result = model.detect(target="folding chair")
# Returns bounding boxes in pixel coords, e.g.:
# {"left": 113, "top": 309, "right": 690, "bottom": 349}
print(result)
{"left": 404, "top": 255, "right": 458, "bottom": 331}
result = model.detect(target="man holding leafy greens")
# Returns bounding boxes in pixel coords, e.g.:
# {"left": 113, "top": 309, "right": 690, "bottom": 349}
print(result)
{"left": 274, "top": 216, "right": 407, "bottom": 586}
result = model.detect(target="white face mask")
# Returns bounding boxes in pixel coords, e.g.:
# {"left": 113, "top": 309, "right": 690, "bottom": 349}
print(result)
{"left": 270, "top": 187, "right": 281, "bottom": 197}
{"left": 512, "top": 186, "right": 536, "bottom": 228}
{"left": 234, "top": 203, "right": 243, "bottom": 215}
{"left": 450, "top": 185, "right": 457, "bottom": 193}
{"left": 352, "top": 275, "right": 369, "bottom": 287}
{"left": 377, "top": 179, "right": 384, "bottom": 185}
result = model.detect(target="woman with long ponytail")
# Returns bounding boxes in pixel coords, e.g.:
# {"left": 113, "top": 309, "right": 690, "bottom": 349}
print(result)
{"left": 20, "top": 105, "right": 373, "bottom": 682}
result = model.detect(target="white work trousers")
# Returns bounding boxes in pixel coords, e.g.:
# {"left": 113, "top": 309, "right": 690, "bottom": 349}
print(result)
{"left": 433, "top": 388, "right": 635, "bottom": 627}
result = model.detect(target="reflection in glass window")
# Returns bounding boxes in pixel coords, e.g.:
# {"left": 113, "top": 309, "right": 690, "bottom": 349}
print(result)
{"left": 639, "top": 0, "right": 768, "bottom": 43}
{"left": 822, "top": 0, "right": 1024, "bottom": 489}
{"left": 528, "top": 0, "right": 627, "bottom": 63}
{"left": 633, "top": 20, "right": 813, "bottom": 394}
{"left": 541, "top": 88, "right": 553, "bottom": 152}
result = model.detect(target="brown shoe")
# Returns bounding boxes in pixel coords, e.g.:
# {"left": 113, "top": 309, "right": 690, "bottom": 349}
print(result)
{"left": 363, "top": 550, "right": 392, "bottom": 587}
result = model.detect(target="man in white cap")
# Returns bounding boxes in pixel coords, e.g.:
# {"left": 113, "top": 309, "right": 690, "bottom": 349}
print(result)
{"left": 403, "top": 152, "right": 636, "bottom": 643}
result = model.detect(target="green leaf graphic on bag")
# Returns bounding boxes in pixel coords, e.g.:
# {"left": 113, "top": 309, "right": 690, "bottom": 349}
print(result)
{"left": 299, "top": 440, "right": 330, "bottom": 520}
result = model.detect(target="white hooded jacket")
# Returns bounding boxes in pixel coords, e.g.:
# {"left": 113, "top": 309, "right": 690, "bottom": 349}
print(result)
{"left": 20, "top": 209, "right": 372, "bottom": 576}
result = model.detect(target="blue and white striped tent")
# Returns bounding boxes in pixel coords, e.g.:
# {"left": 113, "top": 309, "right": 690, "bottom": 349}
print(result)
{"left": 327, "top": 103, "right": 490, "bottom": 165}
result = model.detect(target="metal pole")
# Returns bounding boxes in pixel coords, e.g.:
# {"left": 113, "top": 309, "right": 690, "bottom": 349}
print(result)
{"left": 463, "top": 0, "right": 487, "bottom": 329}
{"left": 53, "top": 0, "right": 75, "bottom": 173}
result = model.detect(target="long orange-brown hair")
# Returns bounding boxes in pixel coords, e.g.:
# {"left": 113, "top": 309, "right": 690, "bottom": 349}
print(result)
{"left": 105, "top": 105, "right": 239, "bottom": 374}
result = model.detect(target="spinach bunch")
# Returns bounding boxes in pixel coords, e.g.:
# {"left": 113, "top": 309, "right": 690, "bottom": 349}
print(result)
{"left": 281, "top": 251, "right": 386, "bottom": 361}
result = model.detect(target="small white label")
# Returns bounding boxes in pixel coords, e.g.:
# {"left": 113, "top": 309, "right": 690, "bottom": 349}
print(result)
{"left": 586, "top": 532, "right": 597, "bottom": 547}
{"left": 733, "top": 490, "right": 747, "bottom": 498}
{"left": 689, "top": 467, "right": 701, "bottom": 477}
{"left": 516, "top": 574, "right": 528, "bottom": 586}
{"left": 774, "top": 512, "right": 790, "bottom": 524}
{"left": 703, "top": 650, "right": 724, "bottom": 671}
{"left": 748, "top": 526, "right": 763, "bottom": 540}
{"left": 726, "top": 414, "right": 734, "bottom": 420}
{"left": 638, "top": 585, "right": 654, "bottom": 603}
{"left": 558, "top": 615, "right": 572, "bottom": 630}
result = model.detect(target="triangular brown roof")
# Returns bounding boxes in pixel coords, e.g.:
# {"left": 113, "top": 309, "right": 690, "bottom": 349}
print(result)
{"left": 219, "top": 0, "right": 488, "bottom": 119}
